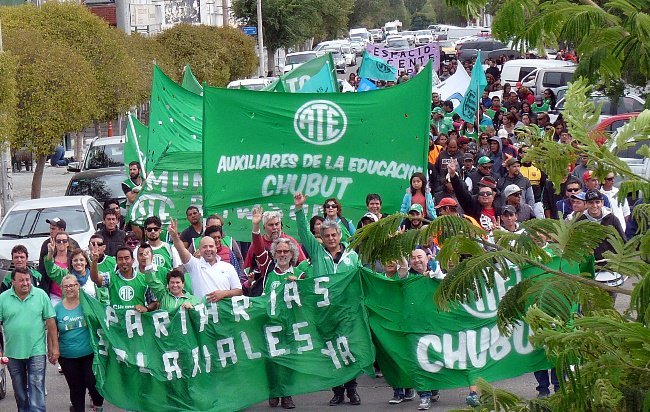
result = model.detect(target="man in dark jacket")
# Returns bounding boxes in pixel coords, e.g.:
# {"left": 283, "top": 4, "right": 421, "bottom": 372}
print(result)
{"left": 496, "top": 158, "right": 535, "bottom": 209}
{"left": 466, "top": 156, "right": 495, "bottom": 195}
{"left": 448, "top": 159, "right": 502, "bottom": 231}
{"left": 577, "top": 190, "right": 626, "bottom": 265}
{"left": 96, "top": 209, "right": 126, "bottom": 257}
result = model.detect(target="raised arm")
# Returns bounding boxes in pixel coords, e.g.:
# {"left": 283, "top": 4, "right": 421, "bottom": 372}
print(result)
{"left": 89, "top": 250, "right": 104, "bottom": 287}
{"left": 294, "top": 192, "right": 321, "bottom": 258}
{"left": 168, "top": 219, "right": 192, "bottom": 265}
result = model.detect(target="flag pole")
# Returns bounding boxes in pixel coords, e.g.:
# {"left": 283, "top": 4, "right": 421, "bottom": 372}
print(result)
{"left": 128, "top": 114, "right": 147, "bottom": 180}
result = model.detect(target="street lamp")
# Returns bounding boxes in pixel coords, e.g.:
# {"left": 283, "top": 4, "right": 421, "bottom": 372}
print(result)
{"left": 257, "top": 0, "right": 264, "bottom": 77}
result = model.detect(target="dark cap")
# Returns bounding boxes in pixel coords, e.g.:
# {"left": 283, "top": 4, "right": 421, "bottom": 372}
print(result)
{"left": 501, "top": 205, "right": 517, "bottom": 215}
{"left": 585, "top": 190, "right": 603, "bottom": 201}
{"left": 46, "top": 218, "right": 66, "bottom": 230}
{"left": 506, "top": 157, "right": 521, "bottom": 167}
{"left": 463, "top": 153, "right": 475, "bottom": 161}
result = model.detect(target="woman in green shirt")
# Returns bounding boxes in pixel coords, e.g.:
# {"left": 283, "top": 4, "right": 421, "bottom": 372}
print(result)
{"left": 56, "top": 275, "right": 104, "bottom": 412}
{"left": 145, "top": 268, "right": 200, "bottom": 311}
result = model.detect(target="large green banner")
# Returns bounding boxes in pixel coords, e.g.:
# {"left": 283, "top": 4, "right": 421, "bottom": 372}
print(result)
{"left": 361, "top": 257, "right": 584, "bottom": 389}
{"left": 82, "top": 270, "right": 374, "bottom": 411}
{"left": 263, "top": 53, "right": 339, "bottom": 93}
{"left": 202, "top": 64, "right": 432, "bottom": 240}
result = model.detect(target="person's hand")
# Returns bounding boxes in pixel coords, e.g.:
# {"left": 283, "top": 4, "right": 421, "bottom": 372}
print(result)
{"left": 206, "top": 290, "right": 229, "bottom": 303}
{"left": 47, "top": 241, "right": 55, "bottom": 257}
{"left": 447, "top": 158, "right": 458, "bottom": 176}
{"left": 287, "top": 275, "right": 297, "bottom": 281}
{"left": 181, "top": 302, "right": 193, "bottom": 309}
{"left": 168, "top": 219, "right": 179, "bottom": 239}
{"left": 48, "top": 348, "right": 59, "bottom": 365}
{"left": 134, "top": 305, "right": 148, "bottom": 314}
{"left": 293, "top": 192, "right": 307, "bottom": 209}
{"left": 132, "top": 186, "right": 141, "bottom": 193}
{"left": 251, "top": 206, "right": 263, "bottom": 229}
{"left": 144, "top": 248, "right": 153, "bottom": 267}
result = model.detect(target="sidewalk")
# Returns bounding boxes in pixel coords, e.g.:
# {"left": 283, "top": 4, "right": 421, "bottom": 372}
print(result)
{"left": 9, "top": 164, "right": 73, "bottom": 203}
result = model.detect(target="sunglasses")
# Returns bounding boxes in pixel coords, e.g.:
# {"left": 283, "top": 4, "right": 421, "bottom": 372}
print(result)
{"left": 605, "top": 177, "right": 615, "bottom": 181}
{"left": 478, "top": 191, "right": 493, "bottom": 197}
{"left": 55, "top": 239, "right": 69, "bottom": 244}
{"left": 275, "top": 249, "right": 291, "bottom": 254}
{"left": 324, "top": 204, "right": 338, "bottom": 209}
{"left": 90, "top": 241, "right": 104, "bottom": 246}
{"left": 126, "top": 241, "right": 140, "bottom": 246}
{"left": 567, "top": 188, "right": 581, "bottom": 193}
{"left": 146, "top": 227, "right": 161, "bottom": 232}
{"left": 510, "top": 193, "right": 522, "bottom": 197}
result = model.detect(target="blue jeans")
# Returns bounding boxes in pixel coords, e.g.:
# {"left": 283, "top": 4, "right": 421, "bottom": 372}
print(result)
{"left": 50, "top": 145, "right": 68, "bottom": 166}
{"left": 8, "top": 355, "right": 47, "bottom": 412}
{"left": 534, "top": 368, "right": 559, "bottom": 394}
{"left": 418, "top": 390, "right": 439, "bottom": 398}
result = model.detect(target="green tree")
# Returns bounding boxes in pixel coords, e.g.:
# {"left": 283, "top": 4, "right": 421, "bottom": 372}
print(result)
{"left": 0, "top": 50, "right": 18, "bottom": 149}
{"left": 4, "top": 28, "right": 99, "bottom": 198}
{"left": 352, "top": 80, "right": 650, "bottom": 411}
{"left": 311, "top": 0, "right": 355, "bottom": 42}
{"left": 155, "top": 24, "right": 257, "bottom": 86}
{"left": 124, "top": 33, "right": 177, "bottom": 106}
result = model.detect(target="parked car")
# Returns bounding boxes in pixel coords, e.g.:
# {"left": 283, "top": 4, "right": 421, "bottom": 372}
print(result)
{"left": 281, "top": 51, "right": 321, "bottom": 74}
{"left": 550, "top": 93, "right": 645, "bottom": 124}
{"left": 322, "top": 44, "right": 356, "bottom": 67}
{"left": 455, "top": 39, "right": 506, "bottom": 60}
{"left": 438, "top": 40, "right": 457, "bottom": 62}
{"left": 67, "top": 135, "right": 125, "bottom": 173}
{"left": 0, "top": 196, "right": 104, "bottom": 281}
{"left": 329, "top": 51, "right": 347, "bottom": 73}
{"left": 65, "top": 167, "right": 127, "bottom": 208}
{"left": 500, "top": 59, "right": 576, "bottom": 87}
{"left": 369, "top": 29, "right": 384, "bottom": 43}
{"left": 349, "top": 38, "right": 365, "bottom": 55}
{"left": 400, "top": 31, "right": 416, "bottom": 46}
{"left": 415, "top": 30, "right": 434, "bottom": 46}
{"left": 605, "top": 112, "right": 649, "bottom": 182}
{"left": 227, "top": 78, "right": 274, "bottom": 90}
{"left": 591, "top": 112, "right": 643, "bottom": 145}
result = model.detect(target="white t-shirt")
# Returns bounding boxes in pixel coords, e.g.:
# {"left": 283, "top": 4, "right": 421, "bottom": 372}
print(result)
{"left": 184, "top": 255, "right": 241, "bottom": 299}
{"left": 600, "top": 187, "right": 630, "bottom": 232}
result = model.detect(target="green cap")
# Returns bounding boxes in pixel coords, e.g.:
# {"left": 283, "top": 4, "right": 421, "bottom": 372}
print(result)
{"left": 477, "top": 156, "right": 494, "bottom": 165}
{"left": 432, "top": 107, "right": 445, "bottom": 115}
{"left": 408, "top": 204, "right": 424, "bottom": 214}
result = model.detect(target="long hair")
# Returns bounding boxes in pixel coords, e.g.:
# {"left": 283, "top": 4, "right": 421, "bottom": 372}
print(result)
{"left": 322, "top": 198, "right": 343, "bottom": 218}
{"left": 68, "top": 248, "right": 90, "bottom": 273}
{"left": 409, "top": 172, "right": 428, "bottom": 196}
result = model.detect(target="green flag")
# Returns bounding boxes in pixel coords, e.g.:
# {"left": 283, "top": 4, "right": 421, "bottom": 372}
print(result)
{"left": 124, "top": 114, "right": 148, "bottom": 175}
{"left": 82, "top": 269, "right": 375, "bottom": 412}
{"left": 202, "top": 63, "right": 433, "bottom": 240}
{"left": 358, "top": 51, "right": 397, "bottom": 82}
{"left": 263, "top": 53, "right": 338, "bottom": 93}
{"left": 457, "top": 50, "right": 488, "bottom": 123}
{"left": 181, "top": 64, "right": 203, "bottom": 95}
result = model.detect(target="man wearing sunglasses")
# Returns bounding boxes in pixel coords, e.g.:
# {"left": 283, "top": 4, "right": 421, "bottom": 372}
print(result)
{"left": 137, "top": 216, "right": 182, "bottom": 273}
{"left": 87, "top": 234, "right": 114, "bottom": 304}
{"left": 555, "top": 177, "right": 583, "bottom": 218}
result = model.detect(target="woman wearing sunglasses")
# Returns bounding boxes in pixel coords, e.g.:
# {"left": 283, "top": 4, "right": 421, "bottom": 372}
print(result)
{"left": 44, "top": 242, "right": 97, "bottom": 298}
{"left": 322, "top": 198, "right": 356, "bottom": 243}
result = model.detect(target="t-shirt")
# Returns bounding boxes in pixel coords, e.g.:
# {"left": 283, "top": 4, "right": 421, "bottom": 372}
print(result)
{"left": 55, "top": 302, "right": 92, "bottom": 358}
{"left": 95, "top": 255, "right": 116, "bottom": 304}
{"left": 134, "top": 243, "right": 181, "bottom": 272}
{"left": 180, "top": 225, "right": 203, "bottom": 248}
{"left": 0, "top": 286, "right": 55, "bottom": 359}
{"left": 101, "top": 270, "right": 149, "bottom": 310}
{"left": 184, "top": 256, "right": 241, "bottom": 299}
{"left": 262, "top": 267, "right": 305, "bottom": 296}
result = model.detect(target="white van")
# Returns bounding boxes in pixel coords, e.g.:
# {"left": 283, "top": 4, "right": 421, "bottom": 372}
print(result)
{"left": 520, "top": 66, "right": 577, "bottom": 95}
{"left": 500, "top": 59, "right": 576, "bottom": 87}
{"left": 349, "top": 28, "right": 371, "bottom": 43}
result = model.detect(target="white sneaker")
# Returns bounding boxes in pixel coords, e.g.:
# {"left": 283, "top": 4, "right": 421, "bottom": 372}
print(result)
{"left": 418, "top": 397, "right": 431, "bottom": 410}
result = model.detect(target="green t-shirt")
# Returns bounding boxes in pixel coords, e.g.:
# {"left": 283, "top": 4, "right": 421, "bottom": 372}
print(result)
{"left": 461, "top": 129, "right": 479, "bottom": 141}
{"left": 151, "top": 243, "right": 177, "bottom": 272}
{"left": 103, "top": 270, "right": 149, "bottom": 310}
{"left": 0, "top": 286, "right": 55, "bottom": 359}
{"left": 1, "top": 268, "right": 42, "bottom": 290}
{"left": 55, "top": 302, "right": 92, "bottom": 358}
{"left": 144, "top": 270, "right": 199, "bottom": 311}
{"left": 262, "top": 268, "right": 306, "bottom": 297}
{"left": 433, "top": 118, "right": 453, "bottom": 135}
{"left": 532, "top": 102, "right": 550, "bottom": 113}
{"left": 95, "top": 255, "right": 116, "bottom": 304}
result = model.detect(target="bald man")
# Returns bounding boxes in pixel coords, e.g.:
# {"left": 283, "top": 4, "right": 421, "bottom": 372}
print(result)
{"left": 169, "top": 219, "right": 242, "bottom": 302}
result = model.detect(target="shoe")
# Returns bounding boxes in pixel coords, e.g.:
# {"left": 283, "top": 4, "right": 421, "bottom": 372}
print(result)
{"left": 466, "top": 391, "right": 480, "bottom": 407}
{"left": 418, "top": 397, "right": 431, "bottom": 410}
{"left": 58, "top": 364, "right": 63, "bottom": 374}
{"left": 347, "top": 389, "right": 361, "bottom": 405}
{"left": 374, "top": 367, "right": 383, "bottom": 378}
{"left": 404, "top": 389, "right": 416, "bottom": 401}
{"left": 430, "top": 391, "right": 440, "bottom": 403}
{"left": 281, "top": 397, "right": 295, "bottom": 409}
{"left": 91, "top": 407, "right": 104, "bottom": 412}
{"left": 329, "top": 394, "right": 345, "bottom": 406}
{"left": 389, "top": 395, "right": 404, "bottom": 404}
{"left": 268, "top": 398, "right": 280, "bottom": 407}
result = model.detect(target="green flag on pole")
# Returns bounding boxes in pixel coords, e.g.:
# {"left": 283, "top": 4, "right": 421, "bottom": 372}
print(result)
{"left": 124, "top": 114, "right": 148, "bottom": 175}
{"left": 263, "top": 53, "right": 338, "bottom": 93}
{"left": 457, "top": 50, "right": 488, "bottom": 123}
{"left": 181, "top": 64, "right": 203, "bottom": 95}
{"left": 202, "top": 63, "right": 433, "bottom": 240}
{"left": 358, "top": 51, "right": 398, "bottom": 82}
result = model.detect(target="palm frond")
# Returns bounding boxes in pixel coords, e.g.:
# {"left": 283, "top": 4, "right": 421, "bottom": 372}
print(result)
{"left": 542, "top": 217, "right": 610, "bottom": 263}
{"left": 474, "top": 377, "right": 528, "bottom": 411}
{"left": 601, "top": 234, "right": 650, "bottom": 278}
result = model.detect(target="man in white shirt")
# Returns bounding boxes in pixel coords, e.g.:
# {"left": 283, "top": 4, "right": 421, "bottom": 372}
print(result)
{"left": 168, "top": 219, "right": 242, "bottom": 302}
{"left": 599, "top": 172, "right": 630, "bottom": 232}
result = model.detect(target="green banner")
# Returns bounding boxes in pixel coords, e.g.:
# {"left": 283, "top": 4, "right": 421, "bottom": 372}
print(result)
{"left": 263, "top": 53, "right": 339, "bottom": 93}
{"left": 181, "top": 64, "right": 204, "bottom": 95}
{"left": 82, "top": 269, "right": 374, "bottom": 412}
{"left": 362, "top": 257, "right": 585, "bottom": 389}
{"left": 202, "top": 63, "right": 432, "bottom": 240}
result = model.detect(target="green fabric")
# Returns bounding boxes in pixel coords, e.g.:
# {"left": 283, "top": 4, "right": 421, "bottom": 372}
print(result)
{"left": 55, "top": 302, "right": 92, "bottom": 358}
{"left": 144, "top": 270, "right": 199, "bottom": 311}
{"left": 81, "top": 268, "right": 375, "bottom": 411}
{"left": 103, "top": 271, "right": 149, "bottom": 310}
{"left": 458, "top": 51, "right": 488, "bottom": 123}
{"left": 263, "top": 53, "right": 339, "bottom": 93}
{"left": 0, "top": 287, "right": 55, "bottom": 359}
{"left": 263, "top": 268, "right": 306, "bottom": 296}
{"left": 532, "top": 101, "right": 550, "bottom": 113}
{"left": 358, "top": 50, "right": 397, "bottom": 81}
{"left": 95, "top": 255, "right": 115, "bottom": 304}
{"left": 124, "top": 114, "right": 149, "bottom": 176}
{"left": 181, "top": 65, "right": 203, "bottom": 95}
{"left": 433, "top": 117, "right": 453, "bottom": 135}
{"left": 203, "top": 64, "right": 432, "bottom": 240}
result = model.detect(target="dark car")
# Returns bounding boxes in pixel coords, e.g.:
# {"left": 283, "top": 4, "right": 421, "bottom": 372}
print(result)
{"left": 456, "top": 39, "right": 506, "bottom": 61}
{"left": 65, "top": 167, "right": 127, "bottom": 207}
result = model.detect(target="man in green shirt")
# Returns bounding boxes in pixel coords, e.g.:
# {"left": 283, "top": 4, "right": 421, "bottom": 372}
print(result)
{"left": 431, "top": 107, "right": 453, "bottom": 135}
{"left": 0, "top": 267, "right": 59, "bottom": 412}
{"left": 0, "top": 245, "right": 45, "bottom": 294}
{"left": 88, "top": 233, "right": 114, "bottom": 304}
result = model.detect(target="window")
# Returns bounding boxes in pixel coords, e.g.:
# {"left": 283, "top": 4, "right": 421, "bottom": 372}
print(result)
{"left": 0, "top": 206, "right": 90, "bottom": 238}
{"left": 518, "top": 67, "right": 536, "bottom": 81}
{"left": 84, "top": 143, "right": 124, "bottom": 170}
{"left": 66, "top": 174, "right": 125, "bottom": 202}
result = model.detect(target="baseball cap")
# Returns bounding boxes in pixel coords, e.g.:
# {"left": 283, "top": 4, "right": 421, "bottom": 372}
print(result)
{"left": 478, "top": 176, "right": 497, "bottom": 189}
{"left": 46, "top": 217, "right": 66, "bottom": 229}
{"left": 361, "top": 212, "right": 378, "bottom": 223}
{"left": 463, "top": 153, "right": 474, "bottom": 161}
{"left": 501, "top": 205, "right": 517, "bottom": 215}
{"left": 435, "top": 197, "right": 458, "bottom": 209}
{"left": 477, "top": 156, "right": 493, "bottom": 165}
{"left": 432, "top": 107, "right": 445, "bottom": 115}
{"left": 458, "top": 137, "right": 471, "bottom": 145}
{"left": 582, "top": 170, "right": 595, "bottom": 181}
{"left": 408, "top": 204, "right": 424, "bottom": 214}
{"left": 497, "top": 129, "right": 509, "bottom": 139}
{"left": 571, "top": 192, "right": 586, "bottom": 201}
{"left": 506, "top": 157, "right": 521, "bottom": 167}
{"left": 504, "top": 184, "right": 522, "bottom": 198}
{"left": 584, "top": 190, "right": 603, "bottom": 201}
{"left": 488, "top": 136, "right": 500, "bottom": 144}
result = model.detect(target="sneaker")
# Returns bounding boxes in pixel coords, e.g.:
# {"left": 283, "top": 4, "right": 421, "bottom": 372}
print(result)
{"left": 374, "top": 366, "right": 383, "bottom": 378}
{"left": 389, "top": 395, "right": 404, "bottom": 404}
{"left": 418, "top": 397, "right": 431, "bottom": 410}
{"left": 466, "top": 391, "right": 480, "bottom": 407}
{"left": 430, "top": 392, "right": 440, "bottom": 403}
{"left": 404, "top": 388, "right": 416, "bottom": 401}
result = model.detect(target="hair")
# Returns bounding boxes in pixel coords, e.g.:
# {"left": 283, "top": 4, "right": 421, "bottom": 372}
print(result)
{"left": 124, "top": 232, "right": 140, "bottom": 244}
{"left": 544, "top": 88, "right": 557, "bottom": 110}
{"left": 505, "top": 113, "right": 518, "bottom": 125}
{"left": 365, "top": 193, "right": 382, "bottom": 205}
{"left": 270, "top": 238, "right": 299, "bottom": 265}
{"left": 68, "top": 248, "right": 90, "bottom": 272}
{"left": 103, "top": 209, "right": 118, "bottom": 220}
{"left": 309, "top": 215, "right": 325, "bottom": 236}
{"left": 11, "top": 244, "right": 28, "bottom": 258}
{"left": 129, "top": 161, "right": 140, "bottom": 168}
{"left": 262, "top": 210, "right": 283, "bottom": 227}
{"left": 61, "top": 274, "right": 78, "bottom": 287}
{"left": 565, "top": 177, "right": 582, "bottom": 190}
{"left": 11, "top": 266, "right": 30, "bottom": 280}
{"left": 322, "top": 198, "right": 343, "bottom": 218}
{"left": 443, "top": 100, "right": 453, "bottom": 110}
{"left": 205, "top": 225, "right": 223, "bottom": 238}
{"left": 409, "top": 172, "right": 428, "bottom": 196}
{"left": 90, "top": 233, "right": 105, "bottom": 243}
{"left": 104, "top": 199, "right": 120, "bottom": 209}
{"left": 116, "top": 247, "right": 133, "bottom": 259}
{"left": 320, "top": 219, "right": 342, "bottom": 238}
{"left": 55, "top": 231, "right": 70, "bottom": 248}
{"left": 186, "top": 206, "right": 200, "bottom": 215}
{"left": 166, "top": 269, "right": 185, "bottom": 284}
{"left": 138, "top": 242, "right": 152, "bottom": 252}
{"left": 206, "top": 214, "right": 224, "bottom": 227}
{"left": 144, "top": 216, "right": 162, "bottom": 228}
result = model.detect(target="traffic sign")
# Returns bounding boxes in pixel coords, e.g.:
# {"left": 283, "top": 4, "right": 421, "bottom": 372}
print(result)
{"left": 242, "top": 26, "right": 257, "bottom": 35}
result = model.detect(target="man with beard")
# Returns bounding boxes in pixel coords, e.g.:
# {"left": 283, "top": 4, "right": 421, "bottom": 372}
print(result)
{"left": 466, "top": 156, "right": 495, "bottom": 195}
{"left": 136, "top": 216, "right": 182, "bottom": 272}
{"left": 122, "top": 161, "right": 143, "bottom": 208}
{"left": 180, "top": 206, "right": 204, "bottom": 250}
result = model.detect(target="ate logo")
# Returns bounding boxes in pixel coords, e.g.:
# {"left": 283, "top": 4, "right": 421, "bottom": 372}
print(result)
{"left": 153, "top": 254, "right": 166, "bottom": 267}
{"left": 118, "top": 285, "right": 135, "bottom": 302}
{"left": 294, "top": 100, "right": 347, "bottom": 146}
{"left": 375, "top": 62, "right": 392, "bottom": 73}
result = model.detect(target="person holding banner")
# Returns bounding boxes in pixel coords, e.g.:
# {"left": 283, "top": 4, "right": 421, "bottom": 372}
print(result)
{"left": 293, "top": 192, "right": 362, "bottom": 406}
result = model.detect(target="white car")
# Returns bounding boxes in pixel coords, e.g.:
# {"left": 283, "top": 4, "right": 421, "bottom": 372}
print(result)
{"left": 323, "top": 44, "right": 356, "bottom": 67}
{"left": 415, "top": 30, "right": 434, "bottom": 46}
{"left": 549, "top": 91, "right": 645, "bottom": 124}
{"left": 67, "top": 135, "right": 125, "bottom": 173}
{"left": 349, "top": 38, "right": 365, "bottom": 55}
{"left": 281, "top": 51, "right": 321, "bottom": 74}
{"left": 386, "top": 36, "right": 410, "bottom": 51}
{"left": 226, "top": 78, "right": 274, "bottom": 90}
{"left": 400, "top": 31, "right": 416, "bottom": 46}
{"left": 0, "top": 196, "right": 104, "bottom": 281}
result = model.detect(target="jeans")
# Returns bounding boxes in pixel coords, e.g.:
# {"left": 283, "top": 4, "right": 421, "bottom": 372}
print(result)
{"left": 7, "top": 355, "right": 47, "bottom": 412}
{"left": 534, "top": 368, "right": 559, "bottom": 394}
{"left": 50, "top": 145, "right": 68, "bottom": 166}
{"left": 59, "top": 354, "right": 104, "bottom": 412}
{"left": 418, "top": 390, "right": 439, "bottom": 398}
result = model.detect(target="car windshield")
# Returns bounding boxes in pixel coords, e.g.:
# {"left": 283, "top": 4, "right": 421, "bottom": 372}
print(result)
{"left": 387, "top": 38, "right": 409, "bottom": 48}
{"left": 416, "top": 30, "right": 431, "bottom": 36}
{"left": 0, "top": 205, "right": 90, "bottom": 238}
{"left": 83, "top": 143, "right": 124, "bottom": 170}
{"left": 67, "top": 174, "right": 126, "bottom": 202}
{"left": 286, "top": 54, "right": 317, "bottom": 65}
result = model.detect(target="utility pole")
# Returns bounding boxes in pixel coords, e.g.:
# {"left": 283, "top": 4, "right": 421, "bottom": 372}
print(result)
{"left": 0, "top": 19, "right": 15, "bottom": 218}
{"left": 256, "top": 0, "right": 265, "bottom": 77}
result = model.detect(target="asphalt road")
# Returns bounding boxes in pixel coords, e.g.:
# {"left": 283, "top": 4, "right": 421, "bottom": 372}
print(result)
{"left": 2, "top": 130, "right": 635, "bottom": 412}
